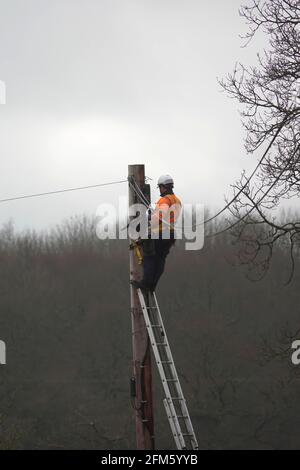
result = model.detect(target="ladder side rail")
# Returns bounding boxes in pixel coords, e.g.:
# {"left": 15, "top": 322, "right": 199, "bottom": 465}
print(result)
{"left": 137, "top": 290, "right": 186, "bottom": 449}
{"left": 152, "top": 292, "right": 199, "bottom": 450}
{"left": 163, "top": 399, "right": 185, "bottom": 450}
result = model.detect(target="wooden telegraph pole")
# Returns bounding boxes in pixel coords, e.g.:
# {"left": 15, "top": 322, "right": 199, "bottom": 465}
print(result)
{"left": 128, "top": 164, "right": 155, "bottom": 450}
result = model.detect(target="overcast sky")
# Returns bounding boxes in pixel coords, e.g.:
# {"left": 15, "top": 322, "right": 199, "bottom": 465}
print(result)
{"left": 0, "top": 0, "right": 274, "bottom": 232}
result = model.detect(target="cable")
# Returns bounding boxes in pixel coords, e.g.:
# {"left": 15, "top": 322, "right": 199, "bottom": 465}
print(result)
{"left": 0, "top": 179, "right": 127, "bottom": 204}
{"left": 132, "top": 121, "right": 286, "bottom": 228}
{"left": 0, "top": 120, "right": 283, "bottom": 211}
{"left": 201, "top": 122, "right": 285, "bottom": 226}
{"left": 130, "top": 132, "right": 296, "bottom": 235}
{"left": 208, "top": 143, "right": 300, "bottom": 238}
{"left": 129, "top": 179, "right": 152, "bottom": 209}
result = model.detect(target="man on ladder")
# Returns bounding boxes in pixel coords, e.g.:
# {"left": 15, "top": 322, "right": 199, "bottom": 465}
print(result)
{"left": 131, "top": 174, "right": 182, "bottom": 293}
{"left": 129, "top": 171, "right": 198, "bottom": 450}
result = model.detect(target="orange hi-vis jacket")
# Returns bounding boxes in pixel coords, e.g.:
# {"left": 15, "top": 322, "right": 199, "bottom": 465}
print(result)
{"left": 151, "top": 193, "right": 182, "bottom": 235}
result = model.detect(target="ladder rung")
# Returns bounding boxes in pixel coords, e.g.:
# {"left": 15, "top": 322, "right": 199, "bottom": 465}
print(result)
{"left": 137, "top": 290, "right": 199, "bottom": 450}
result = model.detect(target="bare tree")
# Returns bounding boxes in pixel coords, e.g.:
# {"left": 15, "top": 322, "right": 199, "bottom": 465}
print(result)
{"left": 220, "top": 0, "right": 300, "bottom": 280}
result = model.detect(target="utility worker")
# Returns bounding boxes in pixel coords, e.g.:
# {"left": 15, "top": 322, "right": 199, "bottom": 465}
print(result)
{"left": 131, "top": 174, "right": 182, "bottom": 293}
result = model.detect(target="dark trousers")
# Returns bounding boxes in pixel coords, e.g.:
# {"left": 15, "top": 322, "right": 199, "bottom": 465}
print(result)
{"left": 142, "top": 238, "right": 175, "bottom": 290}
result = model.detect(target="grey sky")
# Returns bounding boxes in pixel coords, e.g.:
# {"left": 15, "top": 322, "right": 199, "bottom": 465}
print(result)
{"left": 0, "top": 0, "right": 272, "bottom": 231}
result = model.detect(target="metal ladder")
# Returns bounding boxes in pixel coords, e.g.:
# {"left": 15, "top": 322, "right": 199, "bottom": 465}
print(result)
{"left": 137, "top": 288, "right": 199, "bottom": 450}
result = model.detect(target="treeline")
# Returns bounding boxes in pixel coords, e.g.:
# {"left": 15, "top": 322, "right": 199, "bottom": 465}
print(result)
{"left": 0, "top": 212, "right": 299, "bottom": 449}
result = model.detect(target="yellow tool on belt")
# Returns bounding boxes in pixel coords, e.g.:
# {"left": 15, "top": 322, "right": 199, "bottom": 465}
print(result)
{"left": 129, "top": 240, "right": 143, "bottom": 265}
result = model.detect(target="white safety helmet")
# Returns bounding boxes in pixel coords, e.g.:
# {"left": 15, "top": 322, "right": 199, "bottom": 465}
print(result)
{"left": 157, "top": 174, "right": 174, "bottom": 186}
